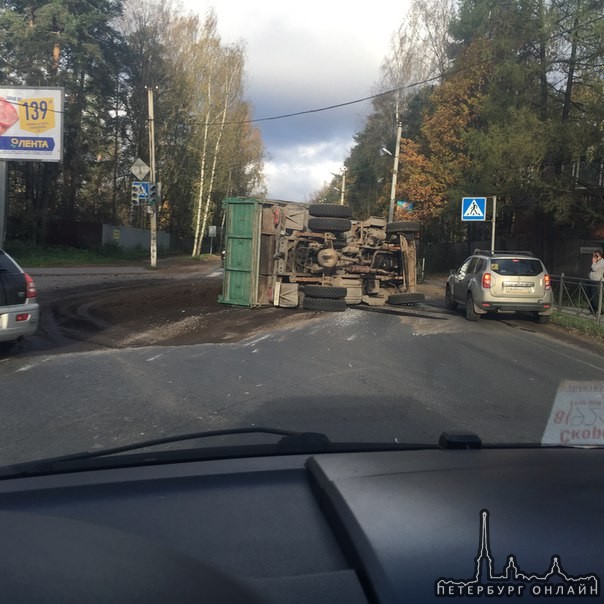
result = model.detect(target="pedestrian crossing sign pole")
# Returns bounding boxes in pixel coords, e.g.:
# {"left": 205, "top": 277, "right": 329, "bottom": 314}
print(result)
{"left": 462, "top": 196, "right": 497, "bottom": 252}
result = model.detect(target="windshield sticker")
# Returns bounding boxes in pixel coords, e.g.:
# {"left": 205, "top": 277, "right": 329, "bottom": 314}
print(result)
{"left": 435, "top": 510, "right": 599, "bottom": 598}
{"left": 542, "top": 381, "right": 604, "bottom": 446}
{"left": 491, "top": 263, "right": 499, "bottom": 270}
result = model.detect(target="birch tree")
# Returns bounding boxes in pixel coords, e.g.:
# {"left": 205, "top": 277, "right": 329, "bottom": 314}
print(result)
{"left": 120, "top": 4, "right": 262, "bottom": 246}
{"left": 191, "top": 43, "right": 248, "bottom": 257}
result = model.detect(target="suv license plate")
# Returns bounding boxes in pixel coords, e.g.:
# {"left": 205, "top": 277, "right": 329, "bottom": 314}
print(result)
{"left": 504, "top": 282, "right": 533, "bottom": 294}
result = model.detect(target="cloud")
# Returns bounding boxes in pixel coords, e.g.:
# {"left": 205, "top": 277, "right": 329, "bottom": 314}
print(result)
{"left": 264, "top": 138, "right": 354, "bottom": 202}
{"left": 184, "top": 0, "right": 411, "bottom": 198}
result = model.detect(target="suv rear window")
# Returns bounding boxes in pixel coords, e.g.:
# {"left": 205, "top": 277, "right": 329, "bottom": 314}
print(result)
{"left": 491, "top": 258, "right": 543, "bottom": 276}
{"left": 0, "top": 251, "right": 20, "bottom": 273}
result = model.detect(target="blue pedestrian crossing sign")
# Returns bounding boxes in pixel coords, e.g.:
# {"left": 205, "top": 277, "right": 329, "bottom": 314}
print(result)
{"left": 461, "top": 197, "right": 487, "bottom": 221}
{"left": 133, "top": 181, "right": 150, "bottom": 198}
{"left": 131, "top": 181, "right": 150, "bottom": 206}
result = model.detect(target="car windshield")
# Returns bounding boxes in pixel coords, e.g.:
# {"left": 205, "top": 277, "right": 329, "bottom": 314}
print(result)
{"left": 1, "top": 0, "right": 604, "bottom": 468}
{"left": 491, "top": 259, "right": 543, "bottom": 277}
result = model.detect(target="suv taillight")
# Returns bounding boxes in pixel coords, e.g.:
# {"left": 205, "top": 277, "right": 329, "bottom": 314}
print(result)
{"left": 544, "top": 274, "right": 551, "bottom": 290}
{"left": 25, "top": 273, "right": 37, "bottom": 299}
{"left": 482, "top": 272, "right": 491, "bottom": 289}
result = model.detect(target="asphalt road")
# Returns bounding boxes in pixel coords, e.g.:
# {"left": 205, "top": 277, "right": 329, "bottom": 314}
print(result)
{"left": 2, "top": 293, "right": 604, "bottom": 465}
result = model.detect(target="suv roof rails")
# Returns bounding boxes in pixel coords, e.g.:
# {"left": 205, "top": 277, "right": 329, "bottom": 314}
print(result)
{"left": 473, "top": 249, "right": 535, "bottom": 257}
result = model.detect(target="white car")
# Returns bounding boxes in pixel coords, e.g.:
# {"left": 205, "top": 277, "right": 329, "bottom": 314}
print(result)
{"left": 0, "top": 249, "right": 39, "bottom": 350}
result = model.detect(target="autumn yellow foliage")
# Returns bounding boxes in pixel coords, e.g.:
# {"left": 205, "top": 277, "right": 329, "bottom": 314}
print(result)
{"left": 397, "top": 39, "right": 493, "bottom": 223}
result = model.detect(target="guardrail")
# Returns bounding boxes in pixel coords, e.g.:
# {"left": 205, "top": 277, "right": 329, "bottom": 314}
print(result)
{"left": 551, "top": 274, "right": 603, "bottom": 323}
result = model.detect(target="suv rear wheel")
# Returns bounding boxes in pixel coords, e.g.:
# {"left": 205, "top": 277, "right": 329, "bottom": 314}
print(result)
{"left": 465, "top": 293, "right": 480, "bottom": 321}
{"left": 534, "top": 313, "right": 551, "bottom": 324}
{"left": 445, "top": 286, "right": 457, "bottom": 310}
{"left": 0, "top": 341, "right": 16, "bottom": 353}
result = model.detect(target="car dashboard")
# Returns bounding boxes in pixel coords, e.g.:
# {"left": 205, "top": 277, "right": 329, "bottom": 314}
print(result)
{"left": 0, "top": 447, "right": 601, "bottom": 603}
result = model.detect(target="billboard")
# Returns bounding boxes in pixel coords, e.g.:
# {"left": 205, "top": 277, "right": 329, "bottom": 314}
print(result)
{"left": 0, "top": 87, "right": 64, "bottom": 162}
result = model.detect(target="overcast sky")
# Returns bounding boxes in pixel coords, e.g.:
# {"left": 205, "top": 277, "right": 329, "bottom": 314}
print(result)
{"left": 182, "top": 0, "right": 411, "bottom": 201}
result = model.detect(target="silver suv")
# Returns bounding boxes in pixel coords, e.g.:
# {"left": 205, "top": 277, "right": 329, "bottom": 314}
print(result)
{"left": 445, "top": 250, "right": 554, "bottom": 323}
{"left": 0, "top": 249, "right": 40, "bottom": 350}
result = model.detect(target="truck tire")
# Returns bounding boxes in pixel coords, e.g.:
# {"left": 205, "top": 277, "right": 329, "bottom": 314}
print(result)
{"left": 303, "top": 297, "right": 347, "bottom": 312}
{"left": 308, "top": 204, "right": 352, "bottom": 219}
{"left": 308, "top": 217, "right": 352, "bottom": 233}
{"left": 387, "top": 292, "right": 425, "bottom": 305}
{"left": 385, "top": 221, "right": 420, "bottom": 235}
{"left": 304, "top": 285, "right": 347, "bottom": 299}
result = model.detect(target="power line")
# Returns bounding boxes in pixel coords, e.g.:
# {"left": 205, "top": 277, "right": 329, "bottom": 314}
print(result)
{"left": 207, "top": 72, "right": 445, "bottom": 127}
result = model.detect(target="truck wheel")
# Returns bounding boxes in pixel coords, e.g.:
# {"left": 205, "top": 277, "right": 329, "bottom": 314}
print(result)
{"left": 308, "top": 217, "right": 352, "bottom": 233}
{"left": 304, "top": 285, "right": 347, "bottom": 299}
{"left": 385, "top": 221, "right": 420, "bottom": 235}
{"left": 387, "top": 293, "right": 425, "bottom": 305}
{"left": 465, "top": 293, "right": 480, "bottom": 321}
{"left": 445, "top": 286, "right": 457, "bottom": 310}
{"left": 308, "top": 204, "right": 352, "bottom": 219}
{"left": 303, "top": 297, "right": 347, "bottom": 312}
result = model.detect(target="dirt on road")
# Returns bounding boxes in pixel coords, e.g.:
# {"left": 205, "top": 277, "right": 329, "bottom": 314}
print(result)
{"left": 23, "top": 258, "right": 304, "bottom": 352}
{"left": 62, "top": 277, "right": 313, "bottom": 348}
{"left": 12, "top": 256, "right": 444, "bottom": 354}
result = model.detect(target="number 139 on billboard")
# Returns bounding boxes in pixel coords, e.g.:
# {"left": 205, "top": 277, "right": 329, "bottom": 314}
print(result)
{"left": 0, "top": 87, "right": 63, "bottom": 162}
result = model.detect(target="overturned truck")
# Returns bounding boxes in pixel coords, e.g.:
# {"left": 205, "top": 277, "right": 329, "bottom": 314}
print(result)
{"left": 219, "top": 198, "right": 425, "bottom": 311}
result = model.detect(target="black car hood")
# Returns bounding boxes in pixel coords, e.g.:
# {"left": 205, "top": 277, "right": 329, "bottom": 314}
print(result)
{"left": 307, "top": 448, "right": 602, "bottom": 602}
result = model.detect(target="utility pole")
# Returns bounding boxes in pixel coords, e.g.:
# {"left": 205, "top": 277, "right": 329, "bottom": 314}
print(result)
{"left": 388, "top": 101, "right": 402, "bottom": 223}
{"left": 340, "top": 167, "right": 347, "bottom": 205}
{"left": 147, "top": 87, "right": 157, "bottom": 268}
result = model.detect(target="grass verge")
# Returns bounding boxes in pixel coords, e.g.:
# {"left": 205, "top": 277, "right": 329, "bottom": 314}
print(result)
{"left": 5, "top": 241, "right": 223, "bottom": 267}
{"left": 551, "top": 311, "right": 604, "bottom": 341}
{"left": 4, "top": 242, "right": 151, "bottom": 267}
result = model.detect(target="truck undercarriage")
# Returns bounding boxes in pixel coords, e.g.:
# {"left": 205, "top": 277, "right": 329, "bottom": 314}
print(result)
{"left": 220, "top": 199, "right": 425, "bottom": 310}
